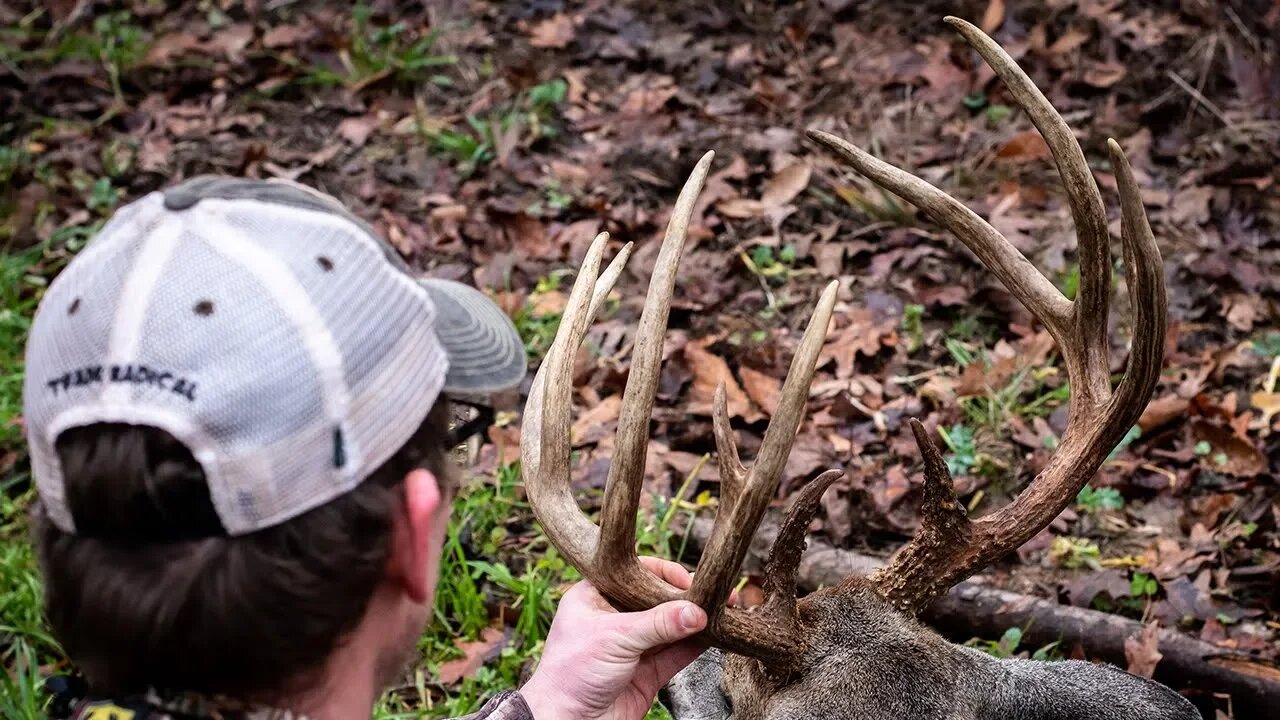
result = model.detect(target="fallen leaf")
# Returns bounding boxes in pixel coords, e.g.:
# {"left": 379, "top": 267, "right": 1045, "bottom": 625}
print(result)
{"left": 1124, "top": 622, "right": 1163, "bottom": 678}
{"left": 1250, "top": 391, "right": 1280, "bottom": 433}
{"left": 739, "top": 366, "right": 781, "bottom": 416}
{"left": 619, "top": 76, "right": 678, "bottom": 116}
{"left": 716, "top": 197, "right": 766, "bottom": 218}
{"left": 437, "top": 626, "right": 507, "bottom": 685}
{"left": 685, "top": 341, "right": 762, "bottom": 421}
{"left": 981, "top": 0, "right": 1005, "bottom": 33}
{"left": 144, "top": 32, "right": 202, "bottom": 65}
{"left": 572, "top": 394, "right": 622, "bottom": 447}
{"left": 262, "top": 23, "right": 314, "bottom": 48}
{"left": 529, "top": 13, "right": 575, "bottom": 48}
{"left": 337, "top": 114, "right": 379, "bottom": 147}
{"left": 1065, "top": 569, "right": 1131, "bottom": 608}
{"left": 1191, "top": 420, "right": 1267, "bottom": 476}
{"left": 760, "top": 162, "right": 811, "bottom": 208}
{"left": 997, "top": 130, "right": 1053, "bottom": 161}
{"left": 1139, "top": 393, "right": 1192, "bottom": 432}
{"left": 1082, "top": 61, "right": 1127, "bottom": 87}
{"left": 956, "top": 353, "right": 1020, "bottom": 398}
{"left": 1047, "top": 27, "right": 1092, "bottom": 55}
{"left": 210, "top": 24, "right": 254, "bottom": 62}
{"left": 819, "top": 308, "right": 897, "bottom": 378}
{"left": 664, "top": 449, "right": 719, "bottom": 483}
{"left": 529, "top": 290, "right": 568, "bottom": 316}
{"left": 1223, "top": 293, "right": 1263, "bottom": 331}
{"left": 870, "top": 464, "right": 911, "bottom": 514}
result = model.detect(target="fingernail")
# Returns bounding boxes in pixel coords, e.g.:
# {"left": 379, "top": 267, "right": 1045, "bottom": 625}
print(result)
{"left": 679, "top": 603, "right": 703, "bottom": 630}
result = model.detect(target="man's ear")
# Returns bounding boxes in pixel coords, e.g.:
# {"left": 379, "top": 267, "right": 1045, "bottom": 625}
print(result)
{"left": 388, "top": 468, "right": 442, "bottom": 603}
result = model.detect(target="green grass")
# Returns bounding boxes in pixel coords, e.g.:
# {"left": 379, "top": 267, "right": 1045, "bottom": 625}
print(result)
{"left": 421, "top": 78, "right": 568, "bottom": 177}
{"left": 0, "top": 242, "right": 57, "bottom": 719}
{"left": 966, "top": 626, "right": 1063, "bottom": 662}
{"left": 1076, "top": 486, "right": 1124, "bottom": 514}
{"left": 302, "top": 3, "right": 456, "bottom": 90}
{"left": 2, "top": 11, "right": 149, "bottom": 104}
{"left": 0, "top": 245, "right": 43, "bottom": 452}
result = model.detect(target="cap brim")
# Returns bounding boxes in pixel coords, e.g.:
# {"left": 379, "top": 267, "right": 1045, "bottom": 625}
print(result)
{"left": 420, "top": 279, "right": 527, "bottom": 395}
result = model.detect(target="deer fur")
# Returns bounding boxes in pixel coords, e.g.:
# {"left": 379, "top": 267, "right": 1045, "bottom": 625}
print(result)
{"left": 664, "top": 580, "right": 1200, "bottom": 720}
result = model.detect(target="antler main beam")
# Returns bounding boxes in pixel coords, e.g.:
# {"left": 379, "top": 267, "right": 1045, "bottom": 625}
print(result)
{"left": 812, "top": 16, "right": 1167, "bottom": 613}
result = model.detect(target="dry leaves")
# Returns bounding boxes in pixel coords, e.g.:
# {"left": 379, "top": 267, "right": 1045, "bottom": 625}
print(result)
{"left": 685, "top": 340, "right": 763, "bottom": 421}
{"left": 739, "top": 366, "right": 782, "bottom": 416}
{"left": 529, "top": 13, "right": 576, "bottom": 48}
{"left": 437, "top": 627, "right": 508, "bottom": 685}
{"left": 997, "top": 130, "right": 1053, "bottom": 161}
{"left": 819, "top": 308, "right": 898, "bottom": 378}
{"left": 1124, "top": 622, "right": 1164, "bottom": 678}
{"left": 716, "top": 161, "right": 810, "bottom": 219}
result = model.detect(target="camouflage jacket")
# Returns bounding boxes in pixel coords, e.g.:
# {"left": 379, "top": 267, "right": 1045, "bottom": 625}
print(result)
{"left": 50, "top": 678, "right": 533, "bottom": 720}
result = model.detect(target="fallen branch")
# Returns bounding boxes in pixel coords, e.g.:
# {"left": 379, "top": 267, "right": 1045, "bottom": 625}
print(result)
{"left": 683, "top": 517, "right": 1280, "bottom": 719}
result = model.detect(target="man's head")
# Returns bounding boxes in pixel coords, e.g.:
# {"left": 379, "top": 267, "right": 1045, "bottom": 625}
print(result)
{"left": 23, "top": 177, "right": 526, "bottom": 703}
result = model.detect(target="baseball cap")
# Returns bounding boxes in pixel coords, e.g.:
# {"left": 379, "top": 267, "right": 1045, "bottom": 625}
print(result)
{"left": 23, "top": 176, "right": 526, "bottom": 536}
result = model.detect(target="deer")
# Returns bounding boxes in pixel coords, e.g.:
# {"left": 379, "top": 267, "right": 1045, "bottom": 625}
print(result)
{"left": 519, "top": 16, "right": 1198, "bottom": 720}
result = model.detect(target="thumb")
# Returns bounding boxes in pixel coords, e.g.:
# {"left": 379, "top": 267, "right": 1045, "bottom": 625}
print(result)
{"left": 611, "top": 601, "right": 707, "bottom": 656}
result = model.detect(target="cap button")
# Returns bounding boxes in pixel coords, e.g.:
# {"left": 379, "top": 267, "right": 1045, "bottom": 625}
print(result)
{"left": 163, "top": 185, "right": 203, "bottom": 210}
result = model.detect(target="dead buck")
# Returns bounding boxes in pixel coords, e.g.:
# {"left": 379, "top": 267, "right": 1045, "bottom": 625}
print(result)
{"left": 521, "top": 16, "right": 1196, "bottom": 720}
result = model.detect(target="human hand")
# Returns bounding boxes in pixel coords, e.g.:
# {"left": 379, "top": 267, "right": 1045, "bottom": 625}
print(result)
{"left": 519, "top": 557, "right": 723, "bottom": 720}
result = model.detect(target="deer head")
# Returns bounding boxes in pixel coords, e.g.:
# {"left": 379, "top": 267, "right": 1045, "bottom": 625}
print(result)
{"left": 521, "top": 16, "right": 1197, "bottom": 720}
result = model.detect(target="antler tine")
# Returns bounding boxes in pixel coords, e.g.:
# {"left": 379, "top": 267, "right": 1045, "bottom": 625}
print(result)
{"left": 943, "top": 15, "right": 1112, "bottom": 405}
{"left": 866, "top": 421, "right": 972, "bottom": 610}
{"left": 523, "top": 232, "right": 622, "bottom": 569}
{"left": 523, "top": 234, "right": 631, "bottom": 480}
{"left": 761, "top": 469, "right": 844, "bottom": 619}
{"left": 596, "top": 151, "right": 715, "bottom": 576}
{"left": 588, "top": 240, "right": 635, "bottom": 323}
{"left": 1106, "top": 139, "right": 1167, "bottom": 418}
{"left": 810, "top": 18, "right": 1167, "bottom": 614}
{"left": 687, "top": 280, "right": 839, "bottom": 615}
{"left": 804, "top": 132, "right": 1073, "bottom": 342}
{"left": 712, "top": 381, "right": 747, "bottom": 516}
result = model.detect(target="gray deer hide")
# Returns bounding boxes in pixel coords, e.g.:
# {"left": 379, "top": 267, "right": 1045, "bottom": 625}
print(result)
{"left": 663, "top": 581, "right": 1200, "bottom": 720}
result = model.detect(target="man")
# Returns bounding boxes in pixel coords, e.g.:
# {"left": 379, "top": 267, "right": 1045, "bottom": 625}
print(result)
{"left": 25, "top": 177, "right": 711, "bottom": 720}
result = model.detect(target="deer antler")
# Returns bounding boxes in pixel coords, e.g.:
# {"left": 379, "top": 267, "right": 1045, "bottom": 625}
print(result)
{"left": 521, "top": 151, "right": 841, "bottom": 667}
{"left": 808, "top": 16, "right": 1167, "bottom": 613}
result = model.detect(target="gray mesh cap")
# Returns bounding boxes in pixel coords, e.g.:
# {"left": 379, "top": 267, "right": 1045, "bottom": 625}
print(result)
{"left": 24, "top": 176, "right": 526, "bottom": 535}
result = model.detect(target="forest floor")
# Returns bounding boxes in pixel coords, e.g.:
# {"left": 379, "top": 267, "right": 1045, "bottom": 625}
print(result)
{"left": 1, "top": 0, "right": 1278, "bottom": 718}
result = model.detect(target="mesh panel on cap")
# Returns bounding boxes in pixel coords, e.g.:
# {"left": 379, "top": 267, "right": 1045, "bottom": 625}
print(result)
{"left": 219, "top": 205, "right": 432, "bottom": 391}
{"left": 23, "top": 195, "right": 162, "bottom": 531}
{"left": 134, "top": 231, "right": 323, "bottom": 451}
{"left": 220, "top": 201, "right": 450, "bottom": 502}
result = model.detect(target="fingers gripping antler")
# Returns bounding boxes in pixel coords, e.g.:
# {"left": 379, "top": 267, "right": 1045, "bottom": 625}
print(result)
{"left": 810, "top": 17, "right": 1167, "bottom": 613}
{"left": 522, "top": 154, "right": 811, "bottom": 666}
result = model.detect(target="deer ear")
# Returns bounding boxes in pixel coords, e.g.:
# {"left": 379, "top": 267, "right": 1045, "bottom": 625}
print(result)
{"left": 663, "top": 649, "right": 730, "bottom": 720}
{"left": 995, "top": 660, "right": 1199, "bottom": 720}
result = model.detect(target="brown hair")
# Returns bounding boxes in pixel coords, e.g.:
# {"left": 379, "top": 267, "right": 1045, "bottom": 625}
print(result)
{"left": 32, "top": 400, "right": 458, "bottom": 700}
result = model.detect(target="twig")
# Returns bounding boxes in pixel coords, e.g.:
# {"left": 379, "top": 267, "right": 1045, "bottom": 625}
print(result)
{"left": 1167, "top": 70, "right": 1236, "bottom": 128}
